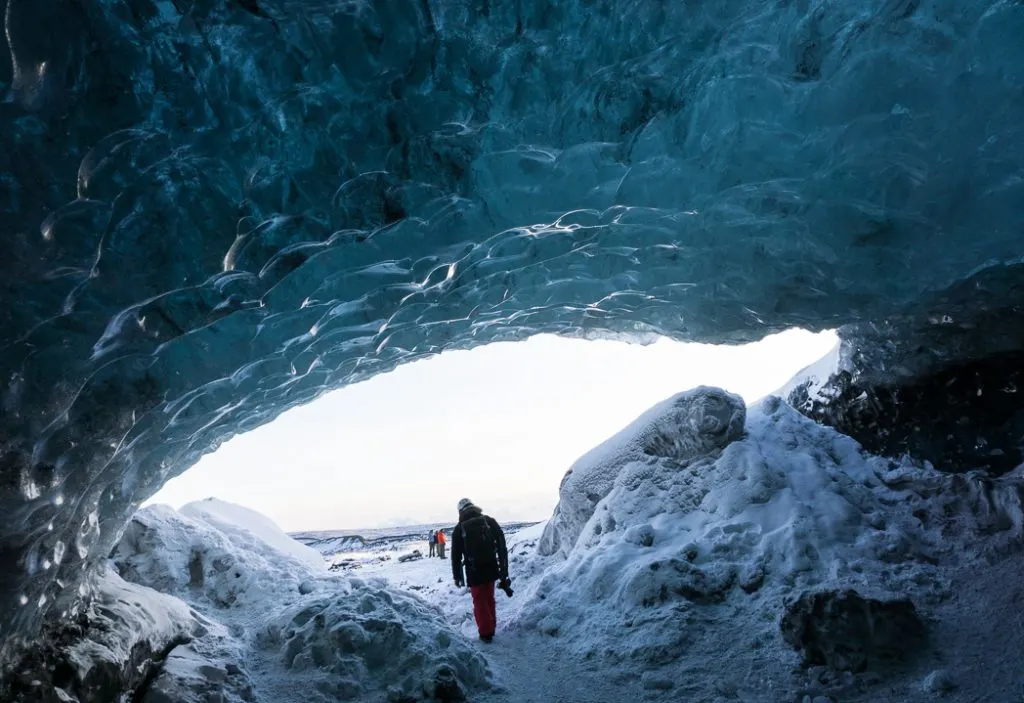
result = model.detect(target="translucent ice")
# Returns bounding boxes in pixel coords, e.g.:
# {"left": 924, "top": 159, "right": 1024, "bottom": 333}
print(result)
{"left": 1, "top": 0, "right": 1022, "bottom": 658}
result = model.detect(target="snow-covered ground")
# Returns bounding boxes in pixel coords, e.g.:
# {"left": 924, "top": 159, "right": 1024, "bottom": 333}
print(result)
{"left": 45, "top": 379, "right": 1024, "bottom": 703}
{"left": 292, "top": 520, "right": 540, "bottom": 575}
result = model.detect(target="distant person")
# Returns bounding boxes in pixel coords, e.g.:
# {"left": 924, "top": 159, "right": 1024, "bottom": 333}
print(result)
{"left": 437, "top": 529, "right": 446, "bottom": 559}
{"left": 451, "top": 498, "right": 509, "bottom": 643}
{"left": 428, "top": 529, "right": 437, "bottom": 557}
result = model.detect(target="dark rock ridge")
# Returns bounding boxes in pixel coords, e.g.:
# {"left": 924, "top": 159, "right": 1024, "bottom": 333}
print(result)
{"left": 789, "top": 348, "right": 1024, "bottom": 475}
{"left": 1, "top": 0, "right": 1022, "bottom": 668}
{"left": 780, "top": 589, "right": 926, "bottom": 673}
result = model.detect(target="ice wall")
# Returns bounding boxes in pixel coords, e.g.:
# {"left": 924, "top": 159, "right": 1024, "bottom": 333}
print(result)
{"left": 1, "top": 0, "right": 1023, "bottom": 662}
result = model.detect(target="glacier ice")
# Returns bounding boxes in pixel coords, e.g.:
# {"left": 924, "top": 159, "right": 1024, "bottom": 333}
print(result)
{"left": 10, "top": 388, "right": 1024, "bottom": 700}
{"left": 1, "top": 564, "right": 208, "bottom": 702}
{"left": 1, "top": 0, "right": 1024, "bottom": 672}
{"left": 538, "top": 386, "right": 746, "bottom": 557}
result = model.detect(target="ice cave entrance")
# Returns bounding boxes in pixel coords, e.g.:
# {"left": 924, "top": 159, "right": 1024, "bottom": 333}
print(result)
{"left": 147, "top": 329, "right": 837, "bottom": 533}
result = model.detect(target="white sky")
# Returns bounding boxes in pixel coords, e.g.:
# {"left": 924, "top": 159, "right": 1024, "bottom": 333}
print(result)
{"left": 146, "top": 329, "right": 837, "bottom": 532}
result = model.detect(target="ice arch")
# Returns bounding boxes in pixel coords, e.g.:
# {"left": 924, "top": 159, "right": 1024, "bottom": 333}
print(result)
{"left": 1, "top": 0, "right": 1023, "bottom": 664}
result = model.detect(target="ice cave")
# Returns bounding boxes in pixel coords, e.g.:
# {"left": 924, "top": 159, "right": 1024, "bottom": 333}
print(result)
{"left": 1, "top": 0, "right": 1024, "bottom": 700}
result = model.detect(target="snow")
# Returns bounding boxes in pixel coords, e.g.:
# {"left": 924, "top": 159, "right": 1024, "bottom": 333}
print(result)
{"left": 770, "top": 340, "right": 841, "bottom": 403}
{"left": 539, "top": 386, "right": 746, "bottom": 558}
{"left": 504, "top": 389, "right": 1024, "bottom": 701}
{"left": 0, "top": 564, "right": 216, "bottom": 703}
{"left": 253, "top": 578, "right": 491, "bottom": 702}
{"left": 515, "top": 393, "right": 946, "bottom": 693}
{"left": 180, "top": 498, "right": 327, "bottom": 574}
{"left": 111, "top": 500, "right": 496, "bottom": 702}
{"left": 72, "top": 386, "right": 1024, "bottom": 702}
{"left": 142, "top": 642, "right": 256, "bottom": 703}
{"left": 113, "top": 503, "right": 321, "bottom": 610}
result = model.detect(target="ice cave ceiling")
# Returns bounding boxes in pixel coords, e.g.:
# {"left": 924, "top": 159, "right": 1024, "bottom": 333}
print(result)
{"left": 0, "top": 0, "right": 1022, "bottom": 664}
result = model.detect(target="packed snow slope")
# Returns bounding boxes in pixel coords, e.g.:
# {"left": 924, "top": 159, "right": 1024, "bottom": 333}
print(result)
{"left": 512, "top": 388, "right": 1024, "bottom": 702}
{"left": 2, "top": 0, "right": 1024, "bottom": 655}
{"left": 3, "top": 497, "right": 493, "bottom": 703}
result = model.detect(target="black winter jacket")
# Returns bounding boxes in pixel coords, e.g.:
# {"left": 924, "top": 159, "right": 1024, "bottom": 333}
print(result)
{"left": 451, "top": 506, "right": 508, "bottom": 587}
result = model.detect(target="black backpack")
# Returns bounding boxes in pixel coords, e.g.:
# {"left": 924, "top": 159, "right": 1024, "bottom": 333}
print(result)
{"left": 460, "top": 515, "right": 497, "bottom": 567}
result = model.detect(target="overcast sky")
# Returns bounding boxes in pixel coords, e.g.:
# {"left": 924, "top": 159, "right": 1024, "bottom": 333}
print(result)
{"left": 146, "top": 330, "right": 838, "bottom": 532}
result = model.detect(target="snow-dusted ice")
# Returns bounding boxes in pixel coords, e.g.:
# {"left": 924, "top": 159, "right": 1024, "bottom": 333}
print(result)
{"left": 106, "top": 498, "right": 492, "bottom": 702}
{"left": 539, "top": 386, "right": 747, "bottom": 558}
{"left": 43, "top": 375, "right": 1024, "bottom": 702}
{"left": 769, "top": 340, "right": 841, "bottom": 403}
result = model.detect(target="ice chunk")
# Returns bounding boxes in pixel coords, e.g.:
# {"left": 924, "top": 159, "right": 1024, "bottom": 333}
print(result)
{"left": 539, "top": 386, "right": 746, "bottom": 556}
{"left": 2, "top": 566, "right": 201, "bottom": 702}
{"left": 780, "top": 589, "right": 926, "bottom": 672}
{"left": 141, "top": 644, "right": 255, "bottom": 703}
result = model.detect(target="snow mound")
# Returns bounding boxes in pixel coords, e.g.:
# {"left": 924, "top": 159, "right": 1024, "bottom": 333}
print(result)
{"left": 539, "top": 387, "right": 746, "bottom": 557}
{"left": 65, "top": 569, "right": 199, "bottom": 685}
{"left": 110, "top": 501, "right": 492, "bottom": 702}
{"left": 113, "top": 504, "right": 320, "bottom": 610}
{"left": 181, "top": 498, "right": 326, "bottom": 573}
{"left": 517, "top": 392, "right": 947, "bottom": 694}
{"left": 509, "top": 520, "right": 547, "bottom": 549}
{"left": 255, "top": 578, "right": 491, "bottom": 702}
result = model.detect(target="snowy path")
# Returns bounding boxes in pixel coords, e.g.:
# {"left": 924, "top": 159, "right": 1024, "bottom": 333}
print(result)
{"left": 474, "top": 631, "right": 647, "bottom": 703}
{"left": 355, "top": 534, "right": 651, "bottom": 703}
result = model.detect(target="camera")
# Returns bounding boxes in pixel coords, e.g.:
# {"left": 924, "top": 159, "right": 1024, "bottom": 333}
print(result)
{"left": 498, "top": 577, "right": 513, "bottom": 598}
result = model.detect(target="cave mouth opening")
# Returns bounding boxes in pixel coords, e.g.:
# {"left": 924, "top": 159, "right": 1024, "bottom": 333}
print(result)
{"left": 144, "top": 329, "right": 839, "bottom": 535}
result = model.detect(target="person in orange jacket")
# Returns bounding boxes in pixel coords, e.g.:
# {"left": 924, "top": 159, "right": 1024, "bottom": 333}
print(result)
{"left": 436, "top": 528, "right": 447, "bottom": 559}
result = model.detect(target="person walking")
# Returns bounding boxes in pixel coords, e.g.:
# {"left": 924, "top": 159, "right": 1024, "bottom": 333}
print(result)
{"left": 436, "top": 529, "right": 447, "bottom": 559}
{"left": 451, "top": 498, "right": 509, "bottom": 643}
{"left": 428, "top": 529, "right": 436, "bottom": 557}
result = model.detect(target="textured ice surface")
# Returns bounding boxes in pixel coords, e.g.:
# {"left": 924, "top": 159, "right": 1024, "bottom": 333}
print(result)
{"left": 1, "top": 565, "right": 207, "bottom": 702}
{"left": 316, "top": 392, "right": 1024, "bottom": 702}
{"left": 539, "top": 386, "right": 746, "bottom": 557}
{"left": 2, "top": 0, "right": 1024, "bottom": 657}
{"left": 254, "top": 580, "right": 492, "bottom": 702}
{"left": 519, "top": 395, "right": 945, "bottom": 656}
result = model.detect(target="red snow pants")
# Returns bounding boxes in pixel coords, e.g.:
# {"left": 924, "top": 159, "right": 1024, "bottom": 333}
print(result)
{"left": 470, "top": 581, "right": 497, "bottom": 638}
